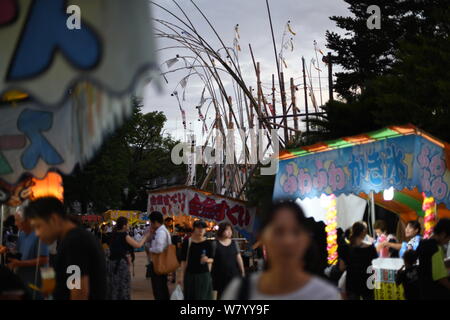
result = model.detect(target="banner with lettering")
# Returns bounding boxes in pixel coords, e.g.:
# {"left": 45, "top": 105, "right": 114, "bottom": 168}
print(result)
{"left": 0, "top": 0, "right": 157, "bottom": 106}
{"left": 0, "top": 88, "right": 131, "bottom": 188}
{"left": 148, "top": 188, "right": 256, "bottom": 239}
{"left": 274, "top": 135, "right": 450, "bottom": 209}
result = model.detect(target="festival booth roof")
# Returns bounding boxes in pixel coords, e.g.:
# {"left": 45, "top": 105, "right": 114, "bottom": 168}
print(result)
{"left": 275, "top": 125, "right": 450, "bottom": 221}
{"left": 147, "top": 186, "right": 256, "bottom": 241}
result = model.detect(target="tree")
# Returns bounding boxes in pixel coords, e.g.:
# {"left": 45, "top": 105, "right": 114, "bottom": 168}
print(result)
{"left": 63, "top": 97, "right": 186, "bottom": 213}
{"left": 322, "top": 0, "right": 450, "bottom": 140}
{"left": 326, "top": 0, "right": 421, "bottom": 102}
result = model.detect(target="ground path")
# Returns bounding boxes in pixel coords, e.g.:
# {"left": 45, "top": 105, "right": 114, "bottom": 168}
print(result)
{"left": 130, "top": 251, "right": 176, "bottom": 300}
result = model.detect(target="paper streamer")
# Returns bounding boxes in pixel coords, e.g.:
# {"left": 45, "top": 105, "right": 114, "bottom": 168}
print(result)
{"left": 422, "top": 193, "right": 437, "bottom": 239}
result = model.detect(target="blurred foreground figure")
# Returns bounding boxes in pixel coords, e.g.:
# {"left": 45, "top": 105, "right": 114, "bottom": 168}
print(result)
{"left": 342, "top": 221, "right": 377, "bottom": 300}
{"left": 24, "top": 197, "right": 106, "bottom": 300}
{"left": 222, "top": 201, "right": 340, "bottom": 300}
{"left": 416, "top": 219, "right": 450, "bottom": 300}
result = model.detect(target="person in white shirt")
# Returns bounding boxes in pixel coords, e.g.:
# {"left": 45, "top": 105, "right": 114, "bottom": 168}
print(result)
{"left": 222, "top": 201, "right": 340, "bottom": 300}
{"left": 149, "top": 211, "right": 172, "bottom": 300}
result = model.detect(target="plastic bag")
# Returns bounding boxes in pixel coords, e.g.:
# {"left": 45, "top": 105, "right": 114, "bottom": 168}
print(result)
{"left": 170, "top": 285, "right": 184, "bottom": 300}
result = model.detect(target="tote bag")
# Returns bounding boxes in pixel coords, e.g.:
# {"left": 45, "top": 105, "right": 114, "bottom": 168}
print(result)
{"left": 151, "top": 230, "right": 180, "bottom": 275}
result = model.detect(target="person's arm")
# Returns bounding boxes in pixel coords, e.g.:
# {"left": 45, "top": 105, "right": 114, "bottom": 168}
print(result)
{"left": 338, "top": 259, "right": 346, "bottom": 272}
{"left": 8, "top": 256, "right": 49, "bottom": 268}
{"left": 177, "top": 239, "right": 189, "bottom": 286}
{"left": 385, "top": 242, "right": 403, "bottom": 250}
{"left": 236, "top": 253, "right": 245, "bottom": 277}
{"left": 437, "top": 278, "right": 450, "bottom": 290}
{"left": 126, "top": 233, "right": 148, "bottom": 249}
{"left": 70, "top": 275, "right": 90, "bottom": 300}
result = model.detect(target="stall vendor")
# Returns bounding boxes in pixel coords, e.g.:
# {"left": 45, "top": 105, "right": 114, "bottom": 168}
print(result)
{"left": 382, "top": 221, "right": 422, "bottom": 258}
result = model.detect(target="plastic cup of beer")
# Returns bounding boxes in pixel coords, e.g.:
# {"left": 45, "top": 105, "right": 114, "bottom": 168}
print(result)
{"left": 40, "top": 267, "right": 56, "bottom": 296}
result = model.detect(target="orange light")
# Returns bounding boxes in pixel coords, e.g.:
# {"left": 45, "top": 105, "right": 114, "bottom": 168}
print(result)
{"left": 31, "top": 172, "right": 64, "bottom": 201}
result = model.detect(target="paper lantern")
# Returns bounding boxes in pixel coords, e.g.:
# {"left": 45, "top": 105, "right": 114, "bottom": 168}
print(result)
{"left": 324, "top": 194, "right": 338, "bottom": 265}
{"left": 31, "top": 172, "right": 64, "bottom": 201}
{"left": 422, "top": 193, "right": 436, "bottom": 239}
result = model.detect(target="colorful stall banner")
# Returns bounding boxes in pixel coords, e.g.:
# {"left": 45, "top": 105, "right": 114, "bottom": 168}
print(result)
{"left": 274, "top": 135, "right": 450, "bottom": 209}
{"left": 0, "top": 88, "right": 131, "bottom": 192}
{"left": 0, "top": 0, "right": 158, "bottom": 200}
{"left": 148, "top": 187, "right": 256, "bottom": 239}
{"left": 373, "top": 258, "right": 405, "bottom": 300}
{"left": 0, "top": 0, "right": 157, "bottom": 106}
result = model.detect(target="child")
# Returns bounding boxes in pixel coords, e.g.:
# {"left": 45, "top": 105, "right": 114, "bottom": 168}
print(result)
{"left": 395, "top": 249, "right": 420, "bottom": 300}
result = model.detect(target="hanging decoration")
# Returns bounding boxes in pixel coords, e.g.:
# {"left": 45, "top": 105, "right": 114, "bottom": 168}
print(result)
{"left": 166, "top": 57, "right": 179, "bottom": 69}
{"left": 422, "top": 193, "right": 437, "bottom": 239}
{"left": 0, "top": 0, "right": 158, "bottom": 189}
{"left": 233, "top": 24, "right": 241, "bottom": 52}
{"left": 324, "top": 194, "right": 338, "bottom": 265}
{"left": 287, "top": 21, "right": 296, "bottom": 36}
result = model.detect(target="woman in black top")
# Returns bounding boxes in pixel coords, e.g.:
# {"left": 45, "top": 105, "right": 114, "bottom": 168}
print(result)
{"left": 107, "top": 217, "right": 149, "bottom": 300}
{"left": 343, "top": 221, "right": 378, "bottom": 300}
{"left": 179, "top": 220, "right": 214, "bottom": 300}
{"left": 211, "top": 223, "right": 245, "bottom": 299}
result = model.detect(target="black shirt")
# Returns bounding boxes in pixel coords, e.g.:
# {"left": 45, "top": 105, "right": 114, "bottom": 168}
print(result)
{"left": 109, "top": 232, "right": 129, "bottom": 261}
{"left": 416, "top": 238, "right": 450, "bottom": 300}
{"left": 211, "top": 240, "right": 240, "bottom": 291}
{"left": 180, "top": 238, "right": 214, "bottom": 274}
{"left": 345, "top": 245, "right": 378, "bottom": 297}
{"left": 54, "top": 227, "right": 106, "bottom": 300}
{"left": 395, "top": 265, "right": 420, "bottom": 300}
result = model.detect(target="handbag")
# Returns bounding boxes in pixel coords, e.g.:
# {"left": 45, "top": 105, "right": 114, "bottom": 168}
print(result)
{"left": 151, "top": 230, "right": 180, "bottom": 275}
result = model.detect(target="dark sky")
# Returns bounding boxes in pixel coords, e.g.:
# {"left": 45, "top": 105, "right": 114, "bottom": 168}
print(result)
{"left": 144, "top": 0, "right": 350, "bottom": 141}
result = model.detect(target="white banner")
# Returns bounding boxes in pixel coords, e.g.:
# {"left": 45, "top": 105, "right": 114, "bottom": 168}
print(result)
{"left": 148, "top": 188, "right": 256, "bottom": 237}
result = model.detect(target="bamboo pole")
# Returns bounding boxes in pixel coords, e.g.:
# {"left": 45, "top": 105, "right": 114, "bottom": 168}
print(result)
{"left": 256, "top": 63, "right": 262, "bottom": 130}
{"left": 302, "top": 57, "right": 310, "bottom": 135}
{"left": 272, "top": 74, "right": 276, "bottom": 123}
{"left": 290, "top": 77, "right": 299, "bottom": 139}
{"left": 280, "top": 72, "right": 289, "bottom": 142}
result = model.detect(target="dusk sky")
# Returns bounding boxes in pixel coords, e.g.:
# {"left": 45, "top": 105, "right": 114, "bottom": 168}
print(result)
{"left": 144, "top": 0, "right": 351, "bottom": 142}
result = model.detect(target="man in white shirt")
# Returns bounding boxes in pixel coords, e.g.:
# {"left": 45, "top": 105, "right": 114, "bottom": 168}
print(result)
{"left": 149, "top": 211, "right": 171, "bottom": 300}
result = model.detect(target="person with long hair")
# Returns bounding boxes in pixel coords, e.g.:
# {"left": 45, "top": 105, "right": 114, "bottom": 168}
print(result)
{"left": 342, "top": 221, "right": 378, "bottom": 300}
{"left": 178, "top": 220, "right": 214, "bottom": 300}
{"left": 222, "top": 201, "right": 340, "bottom": 300}
{"left": 211, "top": 222, "right": 245, "bottom": 299}
{"left": 107, "top": 217, "right": 149, "bottom": 300}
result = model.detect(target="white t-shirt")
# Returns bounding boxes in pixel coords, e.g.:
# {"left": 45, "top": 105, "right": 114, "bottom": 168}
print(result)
{"left": 222, "top": 272, "right": 341, "bottom": 300}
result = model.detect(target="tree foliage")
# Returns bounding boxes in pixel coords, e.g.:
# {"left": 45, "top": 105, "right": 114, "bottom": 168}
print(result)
{"left": 63, "top": 98, "right": 185, "bottom": 213}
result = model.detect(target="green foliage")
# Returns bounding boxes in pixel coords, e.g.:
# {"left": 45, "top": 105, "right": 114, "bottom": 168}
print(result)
{"left": 324, "top": 0, "right": 450, "bottom": 141}
{"left": 63, "top": 97, "right": 185, "bottom": 213}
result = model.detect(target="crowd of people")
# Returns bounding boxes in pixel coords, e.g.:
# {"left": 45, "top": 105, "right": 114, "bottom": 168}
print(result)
{"left": 1, "top": 196, "right": 450, "bottom": 300}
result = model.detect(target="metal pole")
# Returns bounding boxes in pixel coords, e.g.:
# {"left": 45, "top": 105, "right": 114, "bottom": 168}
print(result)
{"left": 369, "top": 191, "right": 376, "bottom": 237}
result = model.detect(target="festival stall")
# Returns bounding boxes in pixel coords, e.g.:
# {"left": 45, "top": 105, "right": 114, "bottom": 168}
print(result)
{"left": 103, "top": 210, "right": 144, "bottom": 226}
{"left": 273, "top": 125, "right": 450, "bottom": 299}
{"left": 147, "top": 186, "right": 257, "bottom": 241}
{"left": 80, "top": 215, "right": 103, "bottom": 224}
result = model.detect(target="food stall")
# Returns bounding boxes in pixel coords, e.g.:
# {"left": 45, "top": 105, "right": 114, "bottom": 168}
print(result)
{"left": 103, "top": 210, "right": 145, "bottom": 226}
{"left": 147, "top": 186, "right": 257, "bottom": 242}
{"left": 273, "top": 125, "right": 450, "bottom": 299}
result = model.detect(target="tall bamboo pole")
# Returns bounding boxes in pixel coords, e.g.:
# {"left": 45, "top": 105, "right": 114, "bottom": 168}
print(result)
{"left": 290, "top": 77, "right": 299, "bottom": 136}
{"left": 302, "top": 57, "right": 310, "bottom": 135}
